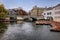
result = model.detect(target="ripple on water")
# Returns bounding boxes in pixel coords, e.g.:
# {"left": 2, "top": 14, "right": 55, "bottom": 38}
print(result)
{"left": 1, "top": 22, "right": 60, "bottom": 40}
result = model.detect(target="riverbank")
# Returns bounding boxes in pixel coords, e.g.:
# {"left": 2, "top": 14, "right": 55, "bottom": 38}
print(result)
{"left": 50, "top": 21, "right": 60, "bottom": 32}
{"left": 35, "top": 20, "right": 60, "bottom": 32}
{"left": 0, "top": 19, "right": 60, "bottom": 32}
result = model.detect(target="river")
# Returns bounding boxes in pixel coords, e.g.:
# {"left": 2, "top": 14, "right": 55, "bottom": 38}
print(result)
{"left": 0, "top": 21, "right": 60, "bottom": 40}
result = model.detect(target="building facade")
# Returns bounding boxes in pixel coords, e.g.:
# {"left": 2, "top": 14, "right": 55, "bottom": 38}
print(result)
{"left": 52, "top": 4, "right": 60, "bottom": 22}
{"left": 30, "top": 6, "right": 44, "bottom": 18}
{"left": 42, "top": 4, "right": 60, "bottom": 22}
{"left": 7, "top": 9, "right": 17, "bottom": 20}
{"left": 42, "top": 10, "right": 53, "bottom": 20}
{"left": 13, "top": 8, "right": 27, "bottom": 16}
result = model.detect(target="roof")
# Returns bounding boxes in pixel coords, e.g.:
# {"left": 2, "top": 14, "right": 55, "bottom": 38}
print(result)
{"left": 44, "top": 7, "right": 53, "bottom": 11}
{"left": 53, "top": 4, "right": 60, "bottom": 8}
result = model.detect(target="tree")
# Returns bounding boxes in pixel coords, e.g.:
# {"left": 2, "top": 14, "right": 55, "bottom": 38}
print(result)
{"left": 0, "top": 4, "right": 7, "bottom": 19}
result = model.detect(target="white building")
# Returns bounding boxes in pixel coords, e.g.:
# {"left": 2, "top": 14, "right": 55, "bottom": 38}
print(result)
{"left": 52, "top": 4, "right": 60, "bottom": 22}
{"left": 42, "top": 8, "right": 53, "bottom": 20}
{"left": 42, "top": 4, "right": 60, "bottom": 22}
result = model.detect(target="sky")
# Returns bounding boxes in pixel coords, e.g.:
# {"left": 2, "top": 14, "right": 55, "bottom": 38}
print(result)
{"left": 0, "top": 0, "right": 60, "bottom": 12}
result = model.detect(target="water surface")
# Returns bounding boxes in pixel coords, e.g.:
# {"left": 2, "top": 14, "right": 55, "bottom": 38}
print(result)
{"left": 0, "top": 22, "right": 60, "bottom": 40}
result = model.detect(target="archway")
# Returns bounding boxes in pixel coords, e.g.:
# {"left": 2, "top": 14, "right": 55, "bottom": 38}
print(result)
{"left": 47, "top": 17, "right": 53, "bottom": 21}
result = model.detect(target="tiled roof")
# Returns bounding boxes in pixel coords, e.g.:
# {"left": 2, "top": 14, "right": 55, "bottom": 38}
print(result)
{"left": 44, "top": 7, "right": 53, "bottom": 11}
{"left": 53, "top": 4, "right": 60, "bottom": 8}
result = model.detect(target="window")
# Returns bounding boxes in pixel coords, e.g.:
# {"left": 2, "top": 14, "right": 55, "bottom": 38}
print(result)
{"left": 55, "top": 16, "right": 60, "bottom": 18}
{"left": 49, "top": 12, "right": 51, "bottom": 15}
{"left": 55, "top": 11, "right": 60, "bottom": 14}
{"left": 44, "top": 13, "right": 46, "bottom": 15}
{"left": 47, "top": 17, "right": 53, "bottom": 20}
{"left": 47, "top": 12, "right": 51, "bottom": 15}
{"left": 47, "top": 13, "right": 49, "bottom": 15}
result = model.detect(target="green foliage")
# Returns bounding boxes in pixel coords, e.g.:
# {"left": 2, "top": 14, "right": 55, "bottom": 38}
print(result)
{"left": 0, "top": 4, "right": 7, "bottom": 19}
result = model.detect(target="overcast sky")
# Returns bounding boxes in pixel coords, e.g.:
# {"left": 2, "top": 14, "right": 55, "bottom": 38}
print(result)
{"left": 0, "top": 0, "right": 60, "bottom": 11}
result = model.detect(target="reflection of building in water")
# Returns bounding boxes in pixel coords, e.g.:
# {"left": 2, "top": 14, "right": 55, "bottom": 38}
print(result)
{"left": 0, "top": 22, "right": 7, "bottom": 40}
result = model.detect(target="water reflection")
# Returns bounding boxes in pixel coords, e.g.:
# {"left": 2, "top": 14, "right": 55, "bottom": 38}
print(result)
{"left": 0, "top": 22, "right": 60, "bottom": 40}
{"left": 0, "top": 22, "right": 7, "bottom": 33}
{"left": 0, "top": 22, "right": 7, "bottom": 39}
